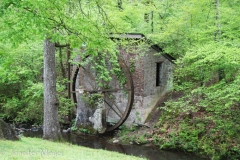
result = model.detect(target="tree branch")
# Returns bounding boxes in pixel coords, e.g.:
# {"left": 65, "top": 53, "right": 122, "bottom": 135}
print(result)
{"left": 55, "top": 43, "right": 69, "bottom": 47}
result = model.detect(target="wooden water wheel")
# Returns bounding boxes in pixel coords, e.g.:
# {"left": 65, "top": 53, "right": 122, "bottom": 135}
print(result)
{"left": 71, "top": 57, "right": 134, "bottom": 132}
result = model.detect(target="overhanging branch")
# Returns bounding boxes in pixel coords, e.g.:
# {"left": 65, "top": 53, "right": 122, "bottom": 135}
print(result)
{"left": 55, "top": 43, "right": 69, "bottom": 47}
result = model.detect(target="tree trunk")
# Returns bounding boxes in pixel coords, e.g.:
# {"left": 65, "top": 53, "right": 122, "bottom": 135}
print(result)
{"left": 214, "top": 0, "right": 224, "bottom": 81}
{"left": 214, "top": 0, "right": 221, "bottom": 41}
{"left": 43, "top": 38, "right": 62, "bottom": 141}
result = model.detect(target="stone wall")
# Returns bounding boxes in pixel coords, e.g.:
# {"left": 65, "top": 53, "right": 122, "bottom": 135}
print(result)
{"left": 120, "top": 45, "right": 173, "bottom": 125}
{"left": 72, "top": 43, "right": 174, "bottom": 128}
{"left": 120, "top": 46, "right": 145, "bottom": 97}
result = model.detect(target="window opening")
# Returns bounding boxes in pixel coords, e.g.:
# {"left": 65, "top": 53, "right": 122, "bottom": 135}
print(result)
{"left": 156, "top": 62, "right": 163, "bottom": 86}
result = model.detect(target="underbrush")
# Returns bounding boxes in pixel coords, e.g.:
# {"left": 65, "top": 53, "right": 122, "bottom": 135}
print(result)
{"left": 116, "top": 79, "right": 240, "bottom": 160}
{"left": 153, "top": 80, "right": 240, "bottom": 160}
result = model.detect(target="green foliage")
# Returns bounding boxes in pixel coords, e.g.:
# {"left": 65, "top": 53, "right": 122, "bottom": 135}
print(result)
{"left": 117, "top": 125, "right": 138, "bottom": 143}
{"left": 156, "top": 79, "right": 240, "bottom": 159}
{"left": 1, "top": 0, "right": 240, "bottom": 159}
{"left": 135, "top": 111, "right": 141, "bottom": 122}
{"left": 71, "top": 119, "right": 94, "bottom": 134}
{"left": 114, "top": 67, "right": 127, "bottom": 86}
{"left": 155, "top": 78, "right": 240, "bottom": 159}
{"left": 80, "top": 93, "right": 103, "bottom": 109}
{"left": 70, "top": 119, "right": 78, "bottom": 131}
{"left": 117, "top": 124, "right": 153, "bottom": 145}
{"left": 0, "top": 42, "right": 44, "bottom": 123}
{"left": 78, "top": 127, "right": 91, "bottom": 134}
{"left": 149, "top": 1, "right": 240, "bottom": 159}
{"left": 129, "top": 58, "right": 136, "bottom": 74}
{"left": 0, "top": 41, "right": 74, "bottom": 123}
{"left": 56, "top": 80, "right": 74, "bottom": 122}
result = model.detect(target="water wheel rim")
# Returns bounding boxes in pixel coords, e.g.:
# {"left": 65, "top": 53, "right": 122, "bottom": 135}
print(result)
{"left": 71, "top": 57, "right": 134, "bottom": 132}
{"left": 106, "top": 58, "right": 134, "bottom": 131}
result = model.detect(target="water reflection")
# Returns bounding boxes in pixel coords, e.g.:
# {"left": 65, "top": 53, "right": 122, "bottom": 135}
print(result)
{"left": 23, "top": 131, "right": 204, "bottom": 160}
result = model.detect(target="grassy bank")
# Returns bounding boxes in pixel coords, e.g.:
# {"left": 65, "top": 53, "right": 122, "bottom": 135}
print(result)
{"left": 0, "top": 137, "right": 145, "bottom": 160}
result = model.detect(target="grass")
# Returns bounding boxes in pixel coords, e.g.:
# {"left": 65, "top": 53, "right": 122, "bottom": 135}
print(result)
{"left": 0, "top": 137, "right": 146, "bottom": 160}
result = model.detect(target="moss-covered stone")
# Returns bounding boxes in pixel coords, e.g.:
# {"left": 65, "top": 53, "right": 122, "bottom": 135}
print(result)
{"left": 72, "top": 125, "right": 97, "bottom": 135}
{"left": 0, "top": 119, "right": 19, "bottom": 140}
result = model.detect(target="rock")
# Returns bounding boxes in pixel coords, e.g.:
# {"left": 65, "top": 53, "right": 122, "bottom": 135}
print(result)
{"left": 15, "top": 128, "right": 24, "bottom": 135}
{"left": 31, "top": 126, "right": 38, "bottom": 132}
{"left": 0, "top": 119, "right": 19, "bottom": 140}
{"left": 76, "top": 90, "right": 94, "bottom": 127}
{"left": 113, "top": 139, "right": 120, "bottom": 143}
{"left": 89, "top": 108, "right": 106, "bottom": 134}
{"left": 62, "top": 128, "right": 71, "bottom": 133}
{"left": 147, "top": 138, "right": 154, "bottom": 142}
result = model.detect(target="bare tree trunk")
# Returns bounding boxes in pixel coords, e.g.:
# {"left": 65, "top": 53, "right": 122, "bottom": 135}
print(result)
{"left": 43, "top": 38, "right": 62, "bottom": 141}
{"left": 214, "top": 0, "right": 224, "bottom": 81}
{"left": 117, "top": 0, "right": 122, "bottom": 10}
{"left": 214, "top": 0, "right": 221, "bottom": 41}
{"left": 151, "top": 11, "right": 154, "bottom": 33}
{"left": 59, "top": 47, "right": 66, "bottom": 79}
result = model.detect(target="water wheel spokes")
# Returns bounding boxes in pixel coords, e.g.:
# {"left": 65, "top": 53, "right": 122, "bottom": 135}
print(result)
{"left": 72, "top": 57, "right": 134, "bottom": 132}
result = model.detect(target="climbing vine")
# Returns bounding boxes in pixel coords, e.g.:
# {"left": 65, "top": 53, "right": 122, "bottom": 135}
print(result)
{"left": 80, "top": 93, "right": 104, "bottom": 109}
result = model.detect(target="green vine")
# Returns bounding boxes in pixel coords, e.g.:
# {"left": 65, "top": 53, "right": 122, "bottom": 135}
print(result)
{"left": 80, "top": 93, "right": 103, "bottom": 109}
{"left": 114, "top": 67, "right": 127, "bottom": 87}
{"left": 129, "top": 58, "right": 136, "bottom": 74}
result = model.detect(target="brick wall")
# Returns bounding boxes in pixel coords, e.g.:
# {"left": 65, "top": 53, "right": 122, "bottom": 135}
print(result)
{"left": 120, "top": 45, "right": 173, "bottom": 98}
{"left": 119, "top": 44, "right": 174, "bottom": 124}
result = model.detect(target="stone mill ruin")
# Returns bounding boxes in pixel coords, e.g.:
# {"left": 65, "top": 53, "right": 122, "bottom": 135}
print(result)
{"left": 70, "top": 33, "right": 175, "bottom": 133}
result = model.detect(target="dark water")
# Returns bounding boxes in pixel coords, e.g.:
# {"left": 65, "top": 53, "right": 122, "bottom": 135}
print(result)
{"left": 23, "top": 130, "right": 205, "bottom": 160}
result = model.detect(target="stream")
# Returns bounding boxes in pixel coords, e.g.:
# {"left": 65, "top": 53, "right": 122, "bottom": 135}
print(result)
{"left": 23, "top": 130, "right": 205, "bottom": 160}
